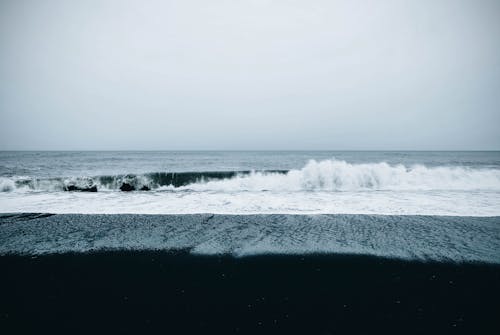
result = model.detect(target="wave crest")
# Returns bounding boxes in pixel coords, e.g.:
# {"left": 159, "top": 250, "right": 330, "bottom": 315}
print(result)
{"left": 1, "top": 159, "right": 500, "bottom": 192}
{"left": 179, "top": 159, "right": 500, "bottom": 192}
{"left": 0, "top": 178, "right": 16, "bottom": 192}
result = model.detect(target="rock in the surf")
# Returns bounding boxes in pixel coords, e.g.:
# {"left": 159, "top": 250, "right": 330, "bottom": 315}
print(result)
{"left": 65, "top": 185, "right": 98, "bottom": 192}
{"left": 120, "top": 183, "right": 135, "bottom": 191}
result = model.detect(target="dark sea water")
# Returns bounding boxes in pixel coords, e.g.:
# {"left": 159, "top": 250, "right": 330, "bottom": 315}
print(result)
{"left": 1, "top": 151, "right": 500, "bottom": 177}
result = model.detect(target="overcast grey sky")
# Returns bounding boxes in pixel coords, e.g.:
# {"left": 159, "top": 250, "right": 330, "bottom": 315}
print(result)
{"left": 1, "top": 0, "right": 499, "bottom": 150}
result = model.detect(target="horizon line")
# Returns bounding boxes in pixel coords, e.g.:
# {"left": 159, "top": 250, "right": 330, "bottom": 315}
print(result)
{"left": 1, "top": 149, "right": 500, "bottom": 152}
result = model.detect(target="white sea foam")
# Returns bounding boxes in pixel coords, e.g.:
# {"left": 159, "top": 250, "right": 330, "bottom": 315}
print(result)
{"left": 1, "top": 189, "right": 499, "bottom": 216}
{"left": 1, "top": 160, "right": 500, "bottom": 215}
{"left": 0, "top": 178, "right": 15, "bottom": 192}
{"left": 177, "top": 160, "right": 500, "bottom": 192}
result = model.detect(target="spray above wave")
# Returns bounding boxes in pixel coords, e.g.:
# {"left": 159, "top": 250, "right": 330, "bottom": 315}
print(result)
{"left": 1, "top": 159, "right": 500, "bottom": 192}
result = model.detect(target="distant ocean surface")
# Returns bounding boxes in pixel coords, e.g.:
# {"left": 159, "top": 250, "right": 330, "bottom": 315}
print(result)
{"left": 1, "top": 151, "right": 500, "bottom": 216}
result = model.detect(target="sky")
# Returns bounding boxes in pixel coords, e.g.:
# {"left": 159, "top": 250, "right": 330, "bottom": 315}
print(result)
{"left": 0, "top": 0, "right": 499, "bottom": 150}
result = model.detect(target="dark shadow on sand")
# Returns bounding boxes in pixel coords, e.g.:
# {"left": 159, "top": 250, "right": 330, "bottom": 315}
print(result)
{"left": 1, "top": 251, "right": 499, "bottom": 334}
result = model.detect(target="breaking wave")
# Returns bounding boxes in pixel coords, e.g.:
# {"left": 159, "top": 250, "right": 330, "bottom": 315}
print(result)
{"left": 1, "top": 159, "right": 500, "bottom": 192}
{"left": 182, "top": 160, "right": 500, "bottom": 192}
{"left": 0, "top": 178, "right": 15, "bottom": 192}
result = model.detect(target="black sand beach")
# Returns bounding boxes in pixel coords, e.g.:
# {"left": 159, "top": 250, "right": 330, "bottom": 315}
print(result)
{"left": 1, "top": 251, "right": 499, "bottom": 334}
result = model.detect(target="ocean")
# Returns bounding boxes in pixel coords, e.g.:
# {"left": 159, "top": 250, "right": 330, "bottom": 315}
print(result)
{"left": 1, "top": 151, "right": 500, "bottom": 215}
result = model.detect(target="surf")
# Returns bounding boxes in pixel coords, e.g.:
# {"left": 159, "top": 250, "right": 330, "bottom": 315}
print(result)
{"left": 2, "top": 159, "right": 500, "bottom": 193}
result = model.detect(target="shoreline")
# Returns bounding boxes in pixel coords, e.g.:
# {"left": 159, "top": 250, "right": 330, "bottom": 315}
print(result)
{"left": 1, "top": 213, "right": 499, "bottom": 264}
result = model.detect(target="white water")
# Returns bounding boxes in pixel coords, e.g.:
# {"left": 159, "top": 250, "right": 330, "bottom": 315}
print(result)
{"left": 1, "top": 189, "right": 499, "bottom": 216}
{"left": 1, "top": 159, "right": 500, "bottom": 216}
{"left": 173, "top": 160, "right": 500, "bottom": 192}
{"left": 2, "top": 159, "right": 500, "bottom": 192}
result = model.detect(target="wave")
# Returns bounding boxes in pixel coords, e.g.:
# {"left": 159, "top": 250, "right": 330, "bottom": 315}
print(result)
{"left": 1, "top": 159, "right": 500, "bottom": 192}
{"left": 0, "top": 178, "right": 15, "bottom": 192}
{"left": 181, "top": 160, "right": 500, "bottom": 192}
{"left": 0, "top": 170, "right": 288, "bottom": 192}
